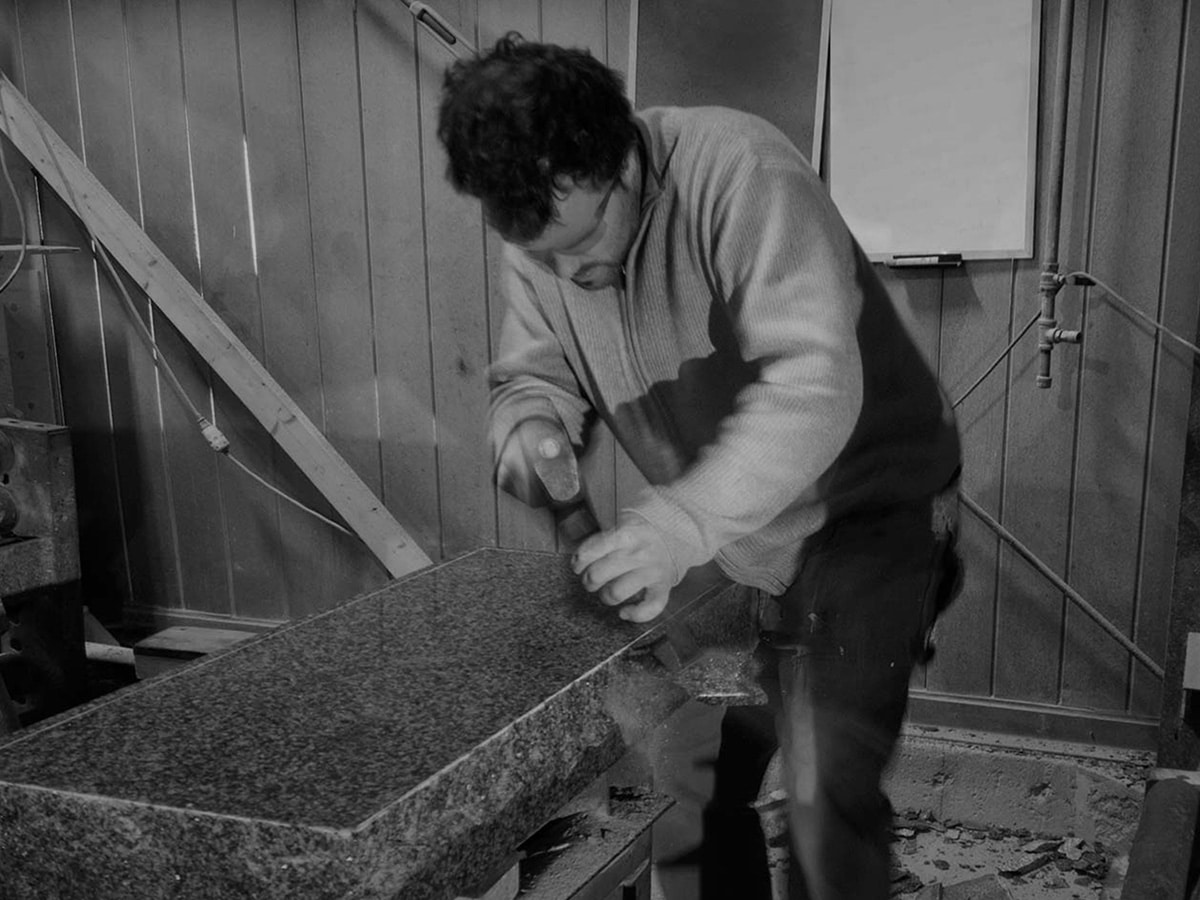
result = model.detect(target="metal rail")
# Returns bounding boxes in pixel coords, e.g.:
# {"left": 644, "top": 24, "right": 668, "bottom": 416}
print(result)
{"left": 399, "top": 1, "right": 477, "bottom": 57}
{"left": 960, "top": 491, "right": 1164, "bottom": 681}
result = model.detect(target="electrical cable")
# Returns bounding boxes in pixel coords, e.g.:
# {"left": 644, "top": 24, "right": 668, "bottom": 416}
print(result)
{"left": 0, "top": 127, "right": 28, "bottom": 296}
{"left": 1065, "top": 270, "right": 1200, "bottom": 359}
{"left": 12, "top": 84, "right": 357, "bottom": 541}
{"left": 952, "top": 311, "right": 1041, "bottom": 409}
{"left": 223, "top": 453, "right": 355, "bottom": 538}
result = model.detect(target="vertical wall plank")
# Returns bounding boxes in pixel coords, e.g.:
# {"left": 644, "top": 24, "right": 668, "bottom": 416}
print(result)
{"left": 125, "top": 0, "right": 232, "bottom": 618}
{"left": 16, "top": 0, "right": 132, "bottom": 620}
{"left": 0, "top": 138, "right": 57, "bottom": 422}
{"left": 358, "top": 0, "right": 441, "bottom": 559}
{"left": 606, "top": 0, "right": 648, "bottom": 523}
{"left": 1137, "top": 1, "right": 1200, "bottom": 718}
{"left": 293, "top": 0, "right": 390, "bottom": 605}
{"left": 993, "top": 0, "right": 1095, "bottom": 706}
{"left": 477, "top": 0, "right": 539, "bottom": 46}
{"left": 542, "top": 0, "right": 607, "bottom": 51}
{"left": 926, "top": 264, "right": 1014, "bottom": 696}
{"left": 478, "top": 0, "right": 561, "bottom": 552}
{"left": 878, "top": 269, "right": 942, "bottom": 373}
{"left": 0, "top": 0, "right": 56, "bottom": 424}
{"left": 0, "top": 0, "right": 18, "bottom": 412}
{"left": 236, "top": 0, "right": 347, "bottom": 616}
{"left": 879, "top": 267, "right": 942, "bottom": 693}
{"left": 71, "top": 0, "right": 186, "bottom": 614}
{"left": 1063, "top": 0, "right": 1179, "bottom": 711}
{"left": 607, "top": 0, "right": 632, "bottom": 85}
{"left": 632, "top": 0, "right": 823, "bottom": 158}
{"left": 177, "top": 0, "right": 286, "bottom": 620}
{"left": 542, "top": 0, "right": 620, "bottom": 539}
{"left": 417, "top": 28, "right": 495, "bottom": 557}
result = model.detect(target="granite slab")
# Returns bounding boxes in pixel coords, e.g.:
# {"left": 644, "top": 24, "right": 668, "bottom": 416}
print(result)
{"left": 0, "top": 549, "right": 746, "bottom": 900}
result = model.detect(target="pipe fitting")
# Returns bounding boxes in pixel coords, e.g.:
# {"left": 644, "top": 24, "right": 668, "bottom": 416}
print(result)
{"left": 1049, "top": 328, "right": 1082, "bottom": 345}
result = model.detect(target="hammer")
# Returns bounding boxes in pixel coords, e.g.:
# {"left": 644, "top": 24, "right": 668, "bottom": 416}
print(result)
{"left": 529, "top": 433, "right": 601, "bottom": 546}
{"left": 529, "top": 436, "right": 703, "bottom": 671}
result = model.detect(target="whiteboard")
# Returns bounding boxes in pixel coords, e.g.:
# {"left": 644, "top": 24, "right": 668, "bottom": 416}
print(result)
{"left": 827, "top": 0, "right": 1040, "bottom": 261}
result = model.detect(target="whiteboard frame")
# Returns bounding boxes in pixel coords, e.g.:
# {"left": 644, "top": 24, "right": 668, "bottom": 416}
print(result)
{"left": 824, "top": 0, "right": 1042, "bottom": 263}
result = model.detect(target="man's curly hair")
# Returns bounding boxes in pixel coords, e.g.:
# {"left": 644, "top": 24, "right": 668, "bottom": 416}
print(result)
{"left": 437, "top": 33, "right": 638, "bottom": 243}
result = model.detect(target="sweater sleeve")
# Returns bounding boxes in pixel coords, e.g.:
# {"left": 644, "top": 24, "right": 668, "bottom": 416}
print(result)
{"left": 488, "top": 248, "right": 592, "bottom": 460}
{"left": 630, "top": 155, "right": 865, "bottom": 579}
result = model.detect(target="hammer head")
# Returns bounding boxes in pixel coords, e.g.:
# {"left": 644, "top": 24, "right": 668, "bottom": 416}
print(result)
{"left": 530, "top": 436, "right": 584, "bottom": 505}
{"left": 529, "top": 435, "right": 600, "bottom": 545}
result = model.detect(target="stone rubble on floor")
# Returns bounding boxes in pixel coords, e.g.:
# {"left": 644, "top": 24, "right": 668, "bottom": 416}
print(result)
{"left": 888, "top": 809, "right": 1118, "bottom": 900}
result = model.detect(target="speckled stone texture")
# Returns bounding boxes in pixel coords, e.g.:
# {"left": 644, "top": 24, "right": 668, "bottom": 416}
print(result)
{"left": 0, "top": 549, "right": 743, "bottom": 900}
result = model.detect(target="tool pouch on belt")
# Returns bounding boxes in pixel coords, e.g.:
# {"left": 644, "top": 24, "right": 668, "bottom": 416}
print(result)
{"left": 919, "top": 483, "right": 965, "bottom": 663}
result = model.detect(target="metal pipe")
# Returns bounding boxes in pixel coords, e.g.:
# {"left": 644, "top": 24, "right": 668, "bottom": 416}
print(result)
{"left": 1037, "top": 0, "right": 1077, "bottom": 388}
{"left": 960, "top": 491, "right": 1165, "bottom": 681}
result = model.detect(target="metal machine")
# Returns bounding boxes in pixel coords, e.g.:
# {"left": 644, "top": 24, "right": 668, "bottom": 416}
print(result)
{"left": 0, "top": 418, "right": 85, "bottom": 730}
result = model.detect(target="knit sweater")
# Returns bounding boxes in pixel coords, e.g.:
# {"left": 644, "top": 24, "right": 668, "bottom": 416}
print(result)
{"left": 488, "top": 106, "right": 961, "bottom": 594}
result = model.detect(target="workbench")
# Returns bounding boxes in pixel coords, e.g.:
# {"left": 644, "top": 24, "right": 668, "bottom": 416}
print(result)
{"left": 0, "top": 549, "right": 750, "bottom": 899}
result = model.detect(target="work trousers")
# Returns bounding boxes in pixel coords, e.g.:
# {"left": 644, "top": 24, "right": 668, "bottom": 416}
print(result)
{"left": 652, "top": 492, "right": 961, "bottom": 900}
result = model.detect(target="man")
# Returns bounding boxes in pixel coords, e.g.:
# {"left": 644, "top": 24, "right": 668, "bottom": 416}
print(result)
{"left": 437, "top": 34, "right": 962, "bottom": 900}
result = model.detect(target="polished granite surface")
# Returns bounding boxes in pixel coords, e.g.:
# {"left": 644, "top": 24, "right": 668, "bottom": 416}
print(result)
{"left": 0, "top": 549, "right": 747, "bottom": 899}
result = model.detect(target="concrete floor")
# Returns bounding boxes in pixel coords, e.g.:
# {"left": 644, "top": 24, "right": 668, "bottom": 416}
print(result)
{"left": 646, "top": 805, "right": 1125, "bottom": 900}
{"left": 643, "top": 718, "right": 1150, "bottom": 900}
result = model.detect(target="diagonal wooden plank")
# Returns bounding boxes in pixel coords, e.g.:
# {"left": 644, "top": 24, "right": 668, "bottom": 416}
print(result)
{"left": 0, "top": 72, "right": 432, "bottom": 579}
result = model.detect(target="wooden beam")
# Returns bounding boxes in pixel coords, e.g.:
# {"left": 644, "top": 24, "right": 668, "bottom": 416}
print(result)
{"left": 0, "top": 73, "right": 432, "bottom": 579}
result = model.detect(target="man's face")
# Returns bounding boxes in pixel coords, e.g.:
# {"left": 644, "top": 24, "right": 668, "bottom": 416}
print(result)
{"left": 507, "top": 155, "right": 641, "bottom": 291}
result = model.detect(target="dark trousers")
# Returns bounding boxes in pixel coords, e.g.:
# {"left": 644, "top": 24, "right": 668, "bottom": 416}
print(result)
{"left": 697, "top": 497, "right": 961, "bottom": 900}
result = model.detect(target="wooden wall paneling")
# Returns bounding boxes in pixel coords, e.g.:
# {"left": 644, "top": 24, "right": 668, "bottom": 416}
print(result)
{"left": 608, "top": 0, "right": 646, "bottom": 525}
{"left": 426, "top": 0, "right": 476, "bottom": 37}
{"left": 542, "top": 0, "right": 620, "bottom": 540}
{"left": 235, "top": 0, "right": 350, "bottom": 617}
{"left": 1130, "top": 3, "right": 1200, "bottom": 717}
{"left": 476, "top": 0, "right": 539, "bottom": 47}
{"left": 582, "top": 0, "right": 627, "bottom": 537}
{"left": 177, "top": 0, "right": 286, "bottom": 620}
{"left": 1045, "top": 0, "right": 1106, "bottom": 708}
{"left": 1063, "top": 0, "right": 1180, "bottom": 713}
{"left": 125, "top": 0, "right": 233, "bottom": 619}
{"left": 292, "top": 0, "right": 391, "bottom": 607}
{"left": 633, "top": 0, "right": 822, "bottom": 160}
{"left": 0, "top": 1, "right": 16, "bottom": 93}
{"left": 15, "top": 0, "right": 132, "bottom": 619}
{"left": 357, "top": 0, "right": 442, "bottom": 560}
{"left": 878, "top": 269, "right": 942, "bottom": 373}
{"left": 0, "top": 0, "right": 15, "bottom": 411}
{"left": 71, "top": 0, "right": 185, "bottom": 613}
{"left": 416, "top": 27, "right": 496, "bottom": 557}
{"left": 926, "top": 263, "right": 1014, "bottom": 696}
{"left": 877, "top": 266, "right": 942, "bottom": 692}
{"left": 477, "top": 0, "right": 558, "bottom": 553}
{"left": 0, "top": 158, "right": 15, "bottom": 410}
{"left": 607, "top": 0, "right": 632, "bottom": 87}
{"left": 992, "top": 0, "right": 1089, "bottom": 706}
{"left": 542, "top": 0, "right": 607, "bottom": 54}
{"left": 0, "top": 0, "right": 56, "bottom": 424}
{"left": 0, "top": 140, "right": 57, "bottom": 422}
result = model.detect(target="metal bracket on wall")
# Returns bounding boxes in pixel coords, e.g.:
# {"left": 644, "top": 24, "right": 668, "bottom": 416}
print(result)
{"left": 0, "top": 74, "right": 432, "bottom": 580}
